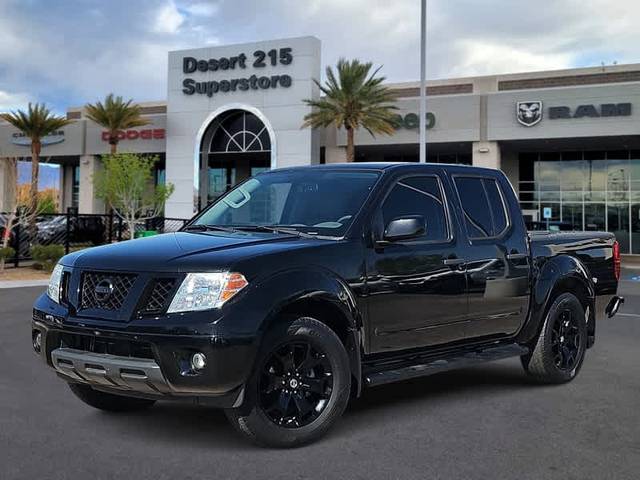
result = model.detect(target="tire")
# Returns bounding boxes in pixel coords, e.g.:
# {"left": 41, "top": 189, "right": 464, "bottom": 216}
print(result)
{"left": 68, "top": 383, "right": 156, "bottom": 412}
{"left": 521, "top": 292, "right": 588, "bottom": 384}
{"left": 225, "top": 317, "right": 351, "bottom": 448}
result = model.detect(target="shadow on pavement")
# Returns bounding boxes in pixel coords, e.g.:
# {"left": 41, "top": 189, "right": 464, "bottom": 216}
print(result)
{"left": 90, "top": 360, "right": 534, "bottom": 449}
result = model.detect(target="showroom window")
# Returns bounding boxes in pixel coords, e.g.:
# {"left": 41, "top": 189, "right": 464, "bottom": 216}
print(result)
{"left": 518, "top": 150, "right": 640, "bottom": 254}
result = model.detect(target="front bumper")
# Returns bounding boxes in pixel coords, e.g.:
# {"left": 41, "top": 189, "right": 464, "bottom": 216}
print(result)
{"left": 51, "top": 348, "right": 172, "bottom": 394}
{"left": 32, "top": 306, "right": 258, "bottom": 408}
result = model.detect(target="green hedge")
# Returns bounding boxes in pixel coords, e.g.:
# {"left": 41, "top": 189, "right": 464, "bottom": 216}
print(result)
{"left": 31, "top": 245, "right": 64, "bottom": 272}
{"left": 0, "top": 246, "right": 15, "bottom": 261}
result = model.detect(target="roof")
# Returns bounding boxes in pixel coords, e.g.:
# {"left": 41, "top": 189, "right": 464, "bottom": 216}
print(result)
{"left": 275, "top": 162, "right": 496, "bottom": 173}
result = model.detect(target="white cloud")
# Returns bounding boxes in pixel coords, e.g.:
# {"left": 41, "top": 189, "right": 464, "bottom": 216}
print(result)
{"left": 182, "top": 1, "right": 219, "bottom": 17}
{"left": 0, "top": 90, "right": 34, "bottom": 112}
{"left": 153, "top": 1, "right": 185, "bottom": 34}
{"left": 450, "top": 40, "right": 573, "bottom": 78}
{"left": 3, "top": 0, "right": 640, "bottom": 112}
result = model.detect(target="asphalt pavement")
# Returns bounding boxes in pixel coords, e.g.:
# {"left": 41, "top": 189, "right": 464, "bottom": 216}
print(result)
{"left": 1, "top": 269, "right": 639, "bottom": 480}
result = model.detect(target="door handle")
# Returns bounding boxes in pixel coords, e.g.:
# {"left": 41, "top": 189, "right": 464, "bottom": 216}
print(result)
{"left": 506, "top": 253, "right": 527, "bottom": 261}
{"left": 443, "top": 258, "right": 466, "bottom": 267}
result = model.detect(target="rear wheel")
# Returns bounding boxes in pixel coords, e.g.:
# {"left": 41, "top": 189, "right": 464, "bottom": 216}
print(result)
{"left": 225, "top": 317, "right": 351, "bottom": 448}
{"left": 68, "top": 383, "right": 156, "bottom": 412}
{"left": 521, "top": 292, "right": 587, "bottom": 384}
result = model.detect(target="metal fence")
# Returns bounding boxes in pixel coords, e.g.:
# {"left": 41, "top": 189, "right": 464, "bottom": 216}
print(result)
{"left": 0, "top": 209, "right": 189, "bottom": 267}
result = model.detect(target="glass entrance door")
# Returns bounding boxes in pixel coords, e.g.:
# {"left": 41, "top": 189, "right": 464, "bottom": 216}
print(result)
{"left": 200, "top": 110, "right": 272, "bottom": 208}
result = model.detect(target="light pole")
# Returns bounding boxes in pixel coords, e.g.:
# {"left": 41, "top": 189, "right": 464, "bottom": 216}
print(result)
{"left": 419, "top": 0, "right": 427, "bottom": 163}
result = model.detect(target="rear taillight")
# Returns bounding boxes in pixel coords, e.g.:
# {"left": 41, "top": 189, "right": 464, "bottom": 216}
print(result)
{"left": 613, "top": 241, "right": 621, "bottom": 281}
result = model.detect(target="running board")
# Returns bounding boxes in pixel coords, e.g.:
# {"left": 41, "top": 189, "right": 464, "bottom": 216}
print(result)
{"left": 364, "top": 343, "right": 529, "bottom": 387}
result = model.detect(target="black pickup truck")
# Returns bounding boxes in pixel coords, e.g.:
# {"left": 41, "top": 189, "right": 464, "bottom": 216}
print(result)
{"left": 32, "top": 163, "right": 623, "bottom": 447}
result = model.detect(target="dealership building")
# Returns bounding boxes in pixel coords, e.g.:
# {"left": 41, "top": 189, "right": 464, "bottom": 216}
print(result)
{"left": 1, "top": 36, "right": 640, "bottom": 253}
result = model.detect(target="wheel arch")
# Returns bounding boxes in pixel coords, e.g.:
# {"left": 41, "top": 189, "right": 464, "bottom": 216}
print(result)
{"left": 249, "top": 267, "right": 364, "bottom": 398}
{"left": 518, "top": 254, "right": 595, "bottom": 346}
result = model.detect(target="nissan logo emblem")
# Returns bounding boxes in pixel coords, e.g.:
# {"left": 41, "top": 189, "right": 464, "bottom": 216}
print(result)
{"left": 94, "top": 279, "right": 114, "bottom": 302}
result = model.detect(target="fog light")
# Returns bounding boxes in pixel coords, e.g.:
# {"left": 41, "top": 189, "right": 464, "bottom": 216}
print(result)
{"left": 190, "top": 352, "right": 207, "bottom": 371}
{"left": 32, "top": 331, "right": 42, "bottom": 354}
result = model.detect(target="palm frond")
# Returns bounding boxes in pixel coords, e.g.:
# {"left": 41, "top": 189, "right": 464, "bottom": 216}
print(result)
{"left": 85, "top": 93, "right": 151, "bottom": 132}
{"left": 0, "top": 103, "right": 72, "bottom": 140}
{"left": 302, "top": 58, "right": 397, "bottom": 139}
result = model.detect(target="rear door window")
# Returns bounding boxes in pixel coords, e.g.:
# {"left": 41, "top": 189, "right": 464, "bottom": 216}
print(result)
{"left": 454, "top": 176, "right": 509, "bottom": 238}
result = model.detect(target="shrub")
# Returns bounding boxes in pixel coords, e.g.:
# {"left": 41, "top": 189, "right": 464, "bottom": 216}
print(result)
{"left": 31, "top": 244, "right": 64, "bottom": 271}
{"left": 0, "top": 246, "right": 15, "bottom": 260}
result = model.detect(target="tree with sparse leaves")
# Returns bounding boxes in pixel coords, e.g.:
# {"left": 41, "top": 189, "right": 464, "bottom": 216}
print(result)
{"left": 94, "top": 153, "right": 174, "bottom": 239}
{"left": 302, "top": 58, "right": 397, "bottom": 162}
{"left": 0, "top": 104, "right": 72, "bottom": 231}
{"left": 85, "top": 94, "right": 150, "bottom": 154}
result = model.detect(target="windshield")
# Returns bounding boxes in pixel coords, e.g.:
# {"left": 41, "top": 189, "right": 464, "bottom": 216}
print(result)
{"left": 193, "top": 169, "right": 380, "bottom": 237}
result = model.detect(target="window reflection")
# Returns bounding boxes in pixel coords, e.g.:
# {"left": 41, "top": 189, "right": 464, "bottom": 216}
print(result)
{"left": 519, "top": 150, "right": 640, "bottom": 254}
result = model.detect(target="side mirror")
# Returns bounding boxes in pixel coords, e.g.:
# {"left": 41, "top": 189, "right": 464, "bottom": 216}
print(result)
{"left": 382, "top": 215, "right": 426, "bottom": 242}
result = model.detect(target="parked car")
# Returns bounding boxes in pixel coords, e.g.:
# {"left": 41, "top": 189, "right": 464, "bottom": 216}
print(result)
{"left": 32, "top": 164, "right": 623, "bottom": 447}
{"left": 36, "top": 215, "right": 106, "bottom": 246}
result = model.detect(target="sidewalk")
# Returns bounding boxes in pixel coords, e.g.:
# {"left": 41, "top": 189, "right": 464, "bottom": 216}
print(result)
{"left": 0, "top": 279, "right": 49, "bottom": 289}
{"left": 0, "top": 267, "right": 50, "bottom": 289}
{"left": 622, "top": 255, "right": 640, "bottom": 268}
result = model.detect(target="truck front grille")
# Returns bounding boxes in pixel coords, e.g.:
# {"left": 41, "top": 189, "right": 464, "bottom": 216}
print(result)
{"left": 80, "top": 272, "right": 137, "bottom": 311}
{"left": 140, "top": 278, "right": 177, "bottom": 315}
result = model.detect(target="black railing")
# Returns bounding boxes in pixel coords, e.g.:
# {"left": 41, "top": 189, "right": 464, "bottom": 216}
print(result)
{"left": 0, "top": 209, "right": 189, "bottom": 267}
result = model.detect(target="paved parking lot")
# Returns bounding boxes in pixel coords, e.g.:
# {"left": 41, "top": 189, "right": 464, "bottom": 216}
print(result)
{"left": 1, "top": 270, "right": 639, "bottom": 480}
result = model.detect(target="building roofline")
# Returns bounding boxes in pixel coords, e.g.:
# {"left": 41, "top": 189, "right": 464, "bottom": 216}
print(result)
{"left": 58, "top": 62, "right": 640, "bottom": 112}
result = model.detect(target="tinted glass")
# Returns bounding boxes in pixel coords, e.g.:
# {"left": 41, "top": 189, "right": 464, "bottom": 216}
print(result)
{"left": 484, "top": 179, "right": 508, "bottom": 234}
{"left": 382, "top": 176, "right": 448, "bottom": 242}
{"left": 455, "top": 177, "right": 509, "bottom": 238}
{"left": 195, "top": 170, "right": 380, "bottom": 237}
{"left": 456, "top": 177, "right": 493, "bottom": 237}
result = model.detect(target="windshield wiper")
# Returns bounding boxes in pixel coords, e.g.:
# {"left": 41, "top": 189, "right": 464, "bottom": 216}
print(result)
{"left": 231, "top": 225, "right": 316, "bottom": 238}
{"left": 182, "top": 224, "right": 236, "bottom": 233}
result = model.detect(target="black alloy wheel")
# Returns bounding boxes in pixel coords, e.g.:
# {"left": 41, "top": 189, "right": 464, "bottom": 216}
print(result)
{"left": 258, "top": 341, "right": 333, "bottom": 428}
{"left": 224, "top": 317, "right": 351, "bottom": 447}
{"left": 551, "top": 308, "right": 581, "bottom": 371}
{"left": 521, "top": 292, "right": 587, "bottom": 384}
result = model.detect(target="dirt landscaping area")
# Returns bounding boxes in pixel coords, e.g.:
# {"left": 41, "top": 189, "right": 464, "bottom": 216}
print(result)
{"left": 0, "top": 268, "right": 50, "bottom": 282}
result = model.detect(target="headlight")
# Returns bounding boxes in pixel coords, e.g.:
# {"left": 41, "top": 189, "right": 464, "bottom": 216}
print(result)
{"left": 167, "top": 272, "right": 248, "bottom": 313}
{"left": 47, "top": 264, "right": 64, "bottom": 303}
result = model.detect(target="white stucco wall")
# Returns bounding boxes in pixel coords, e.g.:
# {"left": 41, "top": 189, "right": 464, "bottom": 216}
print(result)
{"left": 165, "top": 36, "right": 321, "bottom": 218}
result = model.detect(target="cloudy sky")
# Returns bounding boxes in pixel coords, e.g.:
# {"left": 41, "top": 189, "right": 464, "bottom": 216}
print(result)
{"left": 0, "top": 0, "right": 638, "bottom": 113}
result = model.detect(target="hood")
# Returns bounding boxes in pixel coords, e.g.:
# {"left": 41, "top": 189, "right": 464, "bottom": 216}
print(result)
{"left": 62, "top": 231, "right": 314, "bottom": 272}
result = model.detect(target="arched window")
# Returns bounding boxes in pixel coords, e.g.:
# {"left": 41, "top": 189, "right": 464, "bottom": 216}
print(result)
{"left": 208, "top": 110, "right": 271, "bottom": 154}
{"left": 199, "top": 109, "right": 272, "bottom": 206}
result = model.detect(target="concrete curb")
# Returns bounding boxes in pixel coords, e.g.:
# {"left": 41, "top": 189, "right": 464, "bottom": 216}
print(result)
{"left": 0, "top": 280, "right": 49, "bottom": 290}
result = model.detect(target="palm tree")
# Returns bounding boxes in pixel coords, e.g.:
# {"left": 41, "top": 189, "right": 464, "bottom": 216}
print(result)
{"left": 0, "top": 104, "right": 72, "bottom": 227}
{"left": 85, "top": 94, "right": 150, "bottom": 154}
{"left": 302, "top": 58, "right": 397, "bottom": 162}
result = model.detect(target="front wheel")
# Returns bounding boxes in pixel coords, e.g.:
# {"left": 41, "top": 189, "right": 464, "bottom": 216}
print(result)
{"left": 521, "top": 292, "right": 587, "bottom": 384}
{"left": 225, "top": 317, "right": 351, "bottom": 448}
{"left": 68, "top": 383, "right": 156, "bottom": 412}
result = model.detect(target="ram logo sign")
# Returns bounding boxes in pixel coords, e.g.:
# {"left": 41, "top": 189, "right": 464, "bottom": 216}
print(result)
{"left": 516, "top": 101, "right": 543, "bottom": 127}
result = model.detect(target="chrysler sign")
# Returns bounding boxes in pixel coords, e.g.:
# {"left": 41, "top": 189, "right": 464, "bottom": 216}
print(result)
{"left": 12, "top": 130, "right": 65, "bottom": 146}
{"left": 517, "top": 101, "right": 632, "bottom": 126}
{"left": 182, "top": 47, "right": 293, "bottom": 98}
